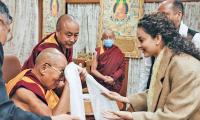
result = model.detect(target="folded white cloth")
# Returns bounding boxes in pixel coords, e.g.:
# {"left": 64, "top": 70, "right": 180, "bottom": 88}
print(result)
{"left": 65, "top": 62, "right": 119, "bottom": 120}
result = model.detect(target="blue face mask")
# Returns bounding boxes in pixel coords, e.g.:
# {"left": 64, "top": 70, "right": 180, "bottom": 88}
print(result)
{"left": 103, "top": 39, "right": 114, "bottom": 48}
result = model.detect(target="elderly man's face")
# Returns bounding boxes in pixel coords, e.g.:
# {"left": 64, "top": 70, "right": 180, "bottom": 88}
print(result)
{"left": 41, "top": 59, "right": 67, "bottom": 90}
{"left": 158, "top": 2, "right": 182, "bottom": 28}
{"left": 56, "top": 21, "right": 79, "bottom": 49}
{"left": 0, "top": 14, "right": 13, "bottom": 45}
{"left": 0, "top": 20, "right": 11, "bottom": 45}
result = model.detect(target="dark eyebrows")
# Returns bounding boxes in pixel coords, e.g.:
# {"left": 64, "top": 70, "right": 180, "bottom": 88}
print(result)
{"left": 137, "top": 36, "right": 145, "bottom": 42}
{"left": 137, "top": 36, "right": 143, "bottom": 40}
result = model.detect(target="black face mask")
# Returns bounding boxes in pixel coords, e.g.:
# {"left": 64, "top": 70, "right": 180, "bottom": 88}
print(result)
{"left": 0, "top": 43, "right": 4, "bottom": 66}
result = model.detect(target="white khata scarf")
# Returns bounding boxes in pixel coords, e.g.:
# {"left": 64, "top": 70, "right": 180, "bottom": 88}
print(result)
{"left": 65, "top": 62, "right": 119, "bottom": 120}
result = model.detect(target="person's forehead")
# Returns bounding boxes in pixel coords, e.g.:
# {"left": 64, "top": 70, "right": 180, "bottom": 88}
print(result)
{"left": 158, "top": 2, "right": 174, "bottom": 13}
{"left": 62, "top": 21, "right": 79, "bottom": 32}
{"left": 137, "top": 27, "right": 147, "bottom": 36}
{"left": 102, "top": 32, "right": 114, "bottom": 37}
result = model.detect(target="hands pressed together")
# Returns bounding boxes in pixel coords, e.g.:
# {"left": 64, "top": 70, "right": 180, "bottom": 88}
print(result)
{"left": 104, "top": 75, "right": 114, "bottom": 84}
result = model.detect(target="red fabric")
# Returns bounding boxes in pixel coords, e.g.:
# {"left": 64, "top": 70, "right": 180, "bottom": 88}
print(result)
{"left": 9, "top": 70, "right": 47, "bottom": 104}
{"left": 22, "top": 33, "right": 73, "bottom": 70}
{"left": 94, "top": 45, "right": 125, "bottom": 92}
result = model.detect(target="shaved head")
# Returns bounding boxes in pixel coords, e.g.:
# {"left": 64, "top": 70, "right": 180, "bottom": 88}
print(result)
{"left": 55, "top": 14, "right": 80, "bottom": 48}
{"left": 33, "top": 48, "right": 67, "bottom": 90}
{"left": 101, "top": 29, "right": 115, "bottom": 40}
{"left": 56, "top": 14, "right": 79, "bottom": 32}
{"left": 35, "top": 48, "right": 67, "bottom": 66}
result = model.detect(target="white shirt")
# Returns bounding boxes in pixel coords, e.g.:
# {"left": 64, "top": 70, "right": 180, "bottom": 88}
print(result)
{"left": 179, "top": 21, "right": 200, "bottom": 49}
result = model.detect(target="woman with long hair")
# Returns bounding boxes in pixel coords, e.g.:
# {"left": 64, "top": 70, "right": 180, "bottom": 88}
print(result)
{"left": 102, "top": 12, "right": 200, "bottom": 120}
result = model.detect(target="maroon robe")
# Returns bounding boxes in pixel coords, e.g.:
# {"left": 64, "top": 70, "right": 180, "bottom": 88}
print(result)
{"left": 22, "top": 33, "right": 73, "bottom": 70}
{"left": 94, "top": 45, "right": 125, "bottom": 92}
{"left": 9, "top": 70, "right": 47, "bottom": 104}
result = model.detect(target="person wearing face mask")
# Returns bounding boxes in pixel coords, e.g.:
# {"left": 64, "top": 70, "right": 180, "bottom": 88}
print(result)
{"left": 91, "top": 29, "right": 125, "bottom": 93}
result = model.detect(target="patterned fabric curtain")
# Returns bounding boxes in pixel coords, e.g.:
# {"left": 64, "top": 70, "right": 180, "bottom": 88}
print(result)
{"left": 67, "top": 4, "right": 100, "bottom": 58}
{"left": 2, "top": 0, "right": 39, "bottom": 64}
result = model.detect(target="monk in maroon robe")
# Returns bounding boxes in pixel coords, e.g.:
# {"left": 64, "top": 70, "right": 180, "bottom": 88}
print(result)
{"left": 8, "top": 69, "right": 48, "bottom": 105}
{"left": 22, "top": 14, "right": 79, "bottom": 70}
{"left": 91, "top": 29, "right": 125, "bottom": 92}
{"left": 6, "top": 48, "right": 70, "bottom": 116}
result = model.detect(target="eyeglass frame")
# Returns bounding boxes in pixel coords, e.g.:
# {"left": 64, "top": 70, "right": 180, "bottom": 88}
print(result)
{"left": 45, "top": 63, "right": 64, "bottom": 79}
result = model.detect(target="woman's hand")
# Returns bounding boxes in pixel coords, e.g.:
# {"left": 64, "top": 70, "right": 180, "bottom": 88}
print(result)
{"left": 101, "top": 90, "right": 129, "bottom": 103}
{"left": 102, "top": 111, "right": 133, "bottom": 120}
{"left": 51, "top": 114, "right": 80, "bottom": 120}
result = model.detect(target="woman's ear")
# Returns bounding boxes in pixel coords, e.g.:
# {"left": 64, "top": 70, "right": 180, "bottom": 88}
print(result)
{"left": 155, "top": 34, "right": 162, "bottom": 46}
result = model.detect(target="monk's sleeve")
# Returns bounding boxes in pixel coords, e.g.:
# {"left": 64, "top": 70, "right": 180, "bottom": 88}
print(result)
{"left": 22, "top": 43, "right": 58, "bottom": 70}
{"left": 111, "top": 57, "right": 126, "bottom": 81}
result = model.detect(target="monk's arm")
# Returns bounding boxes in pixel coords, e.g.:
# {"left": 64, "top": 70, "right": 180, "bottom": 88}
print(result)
{"left": 14, "top": 87, "right": 54, "bottom": 116}
{"left": 14, "top": 84, "right": 70, "bottom": 116}
{"left": 91, "top": 53, "right": 107, "bottom": 81}
{"left": 110, "top": 57, "right": 126, "bottom": 81}
{"left": 52, "top": 82, "right": 70, "bottom": 115}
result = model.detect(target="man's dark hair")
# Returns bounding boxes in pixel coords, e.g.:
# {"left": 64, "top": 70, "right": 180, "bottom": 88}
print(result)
{"left": 0, "top": 1, "right": 12, "bottom": 24}
{"left": 172, "top": 0, "right": 184, "bottom": 15}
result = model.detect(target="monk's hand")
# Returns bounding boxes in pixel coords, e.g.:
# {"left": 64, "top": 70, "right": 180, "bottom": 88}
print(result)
{"left": 51, "top": 114, "right": 80, "bottom": 120}
{"left": 103, "top": 111, "right": 133, "bottom": 120}
{"left": 104, "top": 76, "right": 114, "bottom": 84}
{"left": 78, "top": 63, "right": 87, "bottom": 81}
{"left": 57, "top": 81, "right": 65, "bottom": 89}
